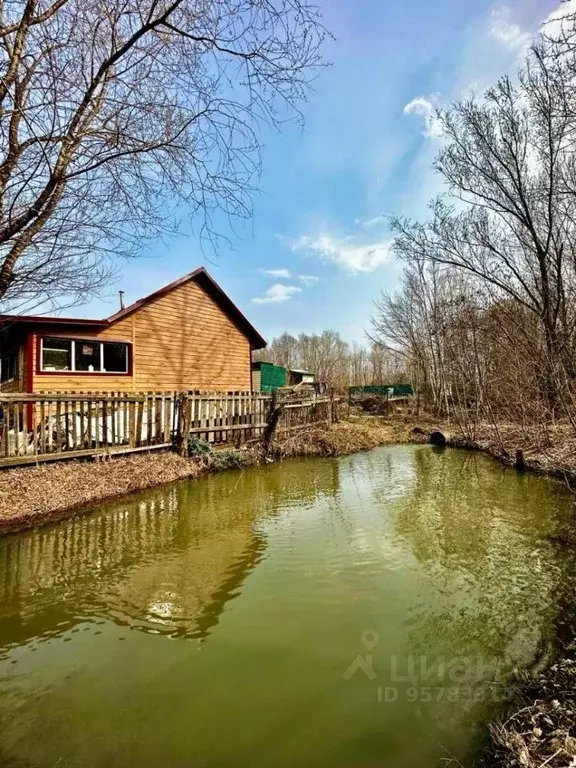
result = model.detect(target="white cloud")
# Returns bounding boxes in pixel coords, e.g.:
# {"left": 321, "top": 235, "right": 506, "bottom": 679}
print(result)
{"left": 489, "top": 5, "right": 531, "bottom": 51}
{"left": 403, "top": 95, "right": 443, "bottom": 139}
{"left": 259, "top": 268, "right": 291, "bottom": 279}
{"left": 251, "top": 283, "right": 302, "bottom": 304}
{"left": 292, "top": 234, "right": 390, "bottom": 274}
{"left": 542, "top": 0, "right": 576, "bottom": 39}
{"left": 298, "top": 274, "right": 319, "bottom": 286}
{"left": 354, "top": 215, "right": 386, "bottom": 230}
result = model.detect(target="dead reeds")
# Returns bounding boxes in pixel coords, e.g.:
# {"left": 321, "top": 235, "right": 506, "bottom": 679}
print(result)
{"left": 271, "top": 420, "right": 410, "bottom": 458}
{"left": 482, "top": 644, "right": 576, "bottom": 768}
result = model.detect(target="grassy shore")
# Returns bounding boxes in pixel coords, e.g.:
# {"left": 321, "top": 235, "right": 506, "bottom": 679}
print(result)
{"left": 0, "top": 418, "right": 412, "bottom": 537}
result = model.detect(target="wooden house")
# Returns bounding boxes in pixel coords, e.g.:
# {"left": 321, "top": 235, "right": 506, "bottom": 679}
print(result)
{"left": 0, "top": 268, "right": 266, "bottom": 394}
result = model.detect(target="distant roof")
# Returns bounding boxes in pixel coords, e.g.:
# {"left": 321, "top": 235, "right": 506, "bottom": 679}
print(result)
{"left": 0, "top": 267, "right": 267, "bottom": 349}
{"left": 252, "top": 360, "right": 285, "bottom": 369}
{"left": 289, "top": 368, "right": 313, "bottom": 375}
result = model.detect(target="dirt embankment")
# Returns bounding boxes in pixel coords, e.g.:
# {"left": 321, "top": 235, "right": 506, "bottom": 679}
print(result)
{"left": 0, "top": 419, "right": 412, "bottom": 537}
{"left": 447, "top": 422, "right": 576, "bottom": 487}
{"left": 270, "top": 419, "right": 410, "bottom": 458}
{"left": 0, "top": 452, "right": 205, "bottom": 535}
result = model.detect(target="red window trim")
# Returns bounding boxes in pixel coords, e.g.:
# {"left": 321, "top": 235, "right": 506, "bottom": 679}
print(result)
{"left": 35, "top": 334, "right": 133, "bottom": 377}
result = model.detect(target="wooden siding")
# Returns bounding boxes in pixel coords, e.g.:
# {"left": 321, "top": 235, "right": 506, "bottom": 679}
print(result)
{"left": 31, "top": 279, "right": 252, "bottom": 393}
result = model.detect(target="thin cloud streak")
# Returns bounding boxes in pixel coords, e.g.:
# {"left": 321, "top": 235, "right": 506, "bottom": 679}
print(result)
{"left": 252, "top": 283, "right": 302, "bottom": 304}
{"left": 260, "top": 268, "right": 292, "bottom": 279}
{"left": 292, "top": 233, "right": 391, "bottom": 273}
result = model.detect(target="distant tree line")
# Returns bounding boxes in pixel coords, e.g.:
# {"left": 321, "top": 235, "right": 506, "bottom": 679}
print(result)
{"left": 370, "top": 7, "right": 576, "bottom": 437}
{"left": 255, "top": 331, "right": 404, "bottom": 390}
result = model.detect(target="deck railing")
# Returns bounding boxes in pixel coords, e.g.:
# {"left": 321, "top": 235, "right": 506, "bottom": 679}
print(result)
{"left": 0, "top": 392, "right": 178, "bottom": 465}
{"left": 0, "top": 390, "right": 339, "bottom": 466}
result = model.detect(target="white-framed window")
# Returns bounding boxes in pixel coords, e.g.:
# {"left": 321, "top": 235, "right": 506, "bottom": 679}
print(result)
{"left": 40, "top": 337, "right": 129, "bottom": 374}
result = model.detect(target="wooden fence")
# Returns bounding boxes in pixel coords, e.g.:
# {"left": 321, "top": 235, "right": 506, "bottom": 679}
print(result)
{"left": 0, "top": 390, "right": 339, "bottom": 467}
{"left": 277, "top": 397, "right": 335, "bottom": 432}
{"left": 177, "top": 391, "right": 272, "bottom": 449}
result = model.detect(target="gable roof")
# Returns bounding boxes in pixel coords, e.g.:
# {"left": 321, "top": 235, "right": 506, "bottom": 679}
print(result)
{"left": 107, "top": 268, "right": 266, "bottom": 348}
{"left": 0, "top": 267, "right": 267, "bottom": 349}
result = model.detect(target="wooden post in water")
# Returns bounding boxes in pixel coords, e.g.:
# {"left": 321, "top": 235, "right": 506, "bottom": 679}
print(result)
{"left": 515, "top": 448, "right": 526, "bottom": 471}
{"left": 263, "top": 390, "right": 284, "bottom": 454}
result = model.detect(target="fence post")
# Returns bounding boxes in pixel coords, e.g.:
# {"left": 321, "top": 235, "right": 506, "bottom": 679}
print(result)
{"left": 176, "top": 392, "right": 191, "bottom": 456}
{"left": 263, "top": 390, "right": 284, "bottom": 454}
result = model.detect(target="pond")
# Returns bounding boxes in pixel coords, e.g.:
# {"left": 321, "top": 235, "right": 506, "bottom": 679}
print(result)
{"left": 0, "top": 445, "right": 575, "bottom": 767}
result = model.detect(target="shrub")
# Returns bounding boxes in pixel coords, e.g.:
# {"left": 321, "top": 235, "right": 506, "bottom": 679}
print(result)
{"left": 187, "top": 436, "right": 211, "bottom": 457}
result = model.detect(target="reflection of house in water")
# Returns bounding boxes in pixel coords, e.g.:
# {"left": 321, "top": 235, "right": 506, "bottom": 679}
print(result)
{"left": 0, "top": 457, "right": 340, "bottom": 650}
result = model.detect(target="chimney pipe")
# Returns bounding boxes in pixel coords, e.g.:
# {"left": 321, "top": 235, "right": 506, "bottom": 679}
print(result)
{"left": 119, "top": 290, "right": 125, "bottom": 310}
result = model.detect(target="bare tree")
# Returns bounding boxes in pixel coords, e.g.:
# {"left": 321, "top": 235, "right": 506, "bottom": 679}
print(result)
{"left": 0, "top": 0, "right": 326, "bottom": 311}
{"left": 391, "top": 41, "right": 576, "bottom": 406}
{"left": 258, "top": 330, "right": 404, "bottom": 391}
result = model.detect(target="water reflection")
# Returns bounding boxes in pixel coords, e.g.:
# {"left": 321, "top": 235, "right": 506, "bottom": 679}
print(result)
{"left": 0, "top": 458, "right": 341, "bottom": 650}
{"left": 392, "top": 448, "right": 576, "bottom": 667}
{"left": 0, "top": 447, "right": 574, "bottom": 768}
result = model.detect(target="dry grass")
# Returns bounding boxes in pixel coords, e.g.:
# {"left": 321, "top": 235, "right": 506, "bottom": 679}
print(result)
{"left": 0, "top": 451, "right": 203, "bottom": 535}
{"left": 0, "top": 418, "right": 415, "bottom": 536}
{"left": 482, "top": 644, "right": 576, "bottom": 768}
{"left": 272, "top": 419, "right": 412, "bottom": 458}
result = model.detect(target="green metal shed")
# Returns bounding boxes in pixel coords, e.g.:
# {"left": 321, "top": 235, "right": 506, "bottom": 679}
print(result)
{"left": 251, "top": 361, "right": 287, "bottom": 392}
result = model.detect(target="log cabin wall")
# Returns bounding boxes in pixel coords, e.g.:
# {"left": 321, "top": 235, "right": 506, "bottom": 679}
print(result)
{"left": 31, "top": 278, "right": 253, "bottom": 393}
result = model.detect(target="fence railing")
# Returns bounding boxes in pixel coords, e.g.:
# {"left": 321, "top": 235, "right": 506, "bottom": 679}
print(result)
{"left": 277, "top": 397, "right": 334, "bottom": 432}
{"left": 177, "top": 391, "right": 272, "bottom": 448}
{"left": 0, "top": 390, "right": 340, "bottom": 467}
{"left": 0, "top": 392, "right": 178, "bottom": 465}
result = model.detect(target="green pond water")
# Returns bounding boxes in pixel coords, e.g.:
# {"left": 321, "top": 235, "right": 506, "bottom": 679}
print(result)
{"left": 0, "top": 445, "right": 575, "bottom": 767}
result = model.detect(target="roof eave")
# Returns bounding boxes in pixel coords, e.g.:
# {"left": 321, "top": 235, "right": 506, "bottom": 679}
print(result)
{"left": 0, "top": 267, "right": 267, "bottom": 349}
{"left": 0, "top": 315, "right": 107, "bottom": 328}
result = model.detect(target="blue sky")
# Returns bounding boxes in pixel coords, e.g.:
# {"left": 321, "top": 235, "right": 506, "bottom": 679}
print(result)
{"left": 78, "top": 0, "right": 560, "bottom": 344}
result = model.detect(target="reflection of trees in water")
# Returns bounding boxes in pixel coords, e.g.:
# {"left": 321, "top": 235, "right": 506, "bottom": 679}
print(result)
{"left": 392, "top": 448, "right": 576, "bottom": 665}
{"left": 0, "top": 458, "right": 340, "bottom": 650}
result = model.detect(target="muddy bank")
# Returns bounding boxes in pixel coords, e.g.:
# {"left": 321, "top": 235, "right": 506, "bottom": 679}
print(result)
{"left": 446, "top": 423, "right": 576, "bottom": 486}
{"left": 0, "top": 419, "right": 410, "bottom": 536}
